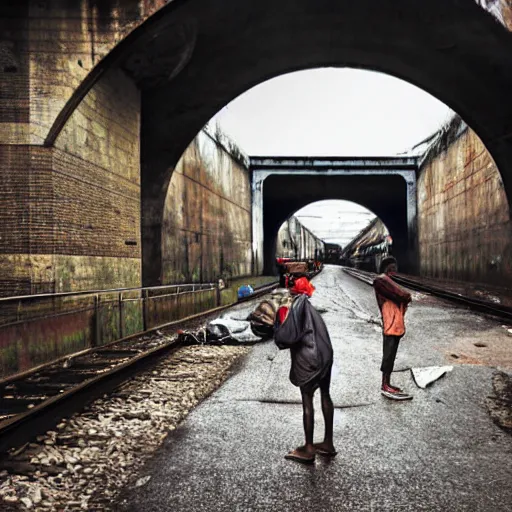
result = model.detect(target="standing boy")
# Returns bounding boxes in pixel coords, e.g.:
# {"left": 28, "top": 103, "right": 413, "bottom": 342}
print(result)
{"left": 274, "top": 277, "right": 335, "bottom": 464}
{"left": 373, "top": 256, "right": 412, "bottom": 400}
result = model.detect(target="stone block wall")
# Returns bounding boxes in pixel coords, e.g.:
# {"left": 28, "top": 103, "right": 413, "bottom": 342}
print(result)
{"left": 417, "top": 120, "right": 512, "bottom": 287}
{"left": 162, "top": 130, "right": 252, "bottom": 284}
{"left": 0, "top": 1, "right": 171, "bottom": 296}
{"left": 0, "top": 66, "right": 141, "bottom": 296}
{"left": 53, "top": 67, "right": 142, "bottom": 293}
{"left": 0, "top": 0, "right": 167, "bottom": 145}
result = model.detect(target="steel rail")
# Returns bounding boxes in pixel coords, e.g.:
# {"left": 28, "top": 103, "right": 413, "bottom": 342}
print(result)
{"left": 342, "top": 267, "right": 512, "bottom": 321}
{"left": 0, "top": 281, "right": 278, "bottom": 454}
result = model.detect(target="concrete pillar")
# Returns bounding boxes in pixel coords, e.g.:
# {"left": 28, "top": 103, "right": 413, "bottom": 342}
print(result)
{"left": 405, "top": 176, "right": 419, "bottom": 273}
{"left": 251, "top": 171, "right": 266, "bottom": 275}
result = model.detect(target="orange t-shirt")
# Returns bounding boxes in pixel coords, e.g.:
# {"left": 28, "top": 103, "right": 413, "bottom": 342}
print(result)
{"left": 373, "top": 274, "right": 411, "bottom": 336}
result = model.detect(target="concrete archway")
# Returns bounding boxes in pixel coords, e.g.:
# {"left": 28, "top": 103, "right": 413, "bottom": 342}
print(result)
{"left": 261, "top": 173, "right": 409, "bottom": 275}
{"left": 44, "top": 0, "right": 512, "bottom": 285}
{"left": 275, "top": 200, "right": 391, "bottom": 271}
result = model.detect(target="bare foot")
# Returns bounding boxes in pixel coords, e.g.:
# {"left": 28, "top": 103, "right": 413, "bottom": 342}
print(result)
{"left": 313, "top": 442, "right": 337, "bottom": 456}
{"left": 284, "top": 445, "right": 315, "bottom": 464}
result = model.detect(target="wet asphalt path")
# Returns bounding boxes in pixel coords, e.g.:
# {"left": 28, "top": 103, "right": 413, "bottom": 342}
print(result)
{"left": 118, "top": 266, "right": 512, "bottom": 511}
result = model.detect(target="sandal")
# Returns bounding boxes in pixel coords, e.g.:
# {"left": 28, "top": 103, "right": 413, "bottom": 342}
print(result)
{"left": 284, "top": 449, "right": 315, "bottom": 464}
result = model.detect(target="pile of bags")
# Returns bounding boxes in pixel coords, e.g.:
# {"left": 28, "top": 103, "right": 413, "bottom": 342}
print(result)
{"left": 178, "top": 288, "right": 292, "bottom": 345}
{"left": 247, "top": 288, "right": 293, "bottom": 339}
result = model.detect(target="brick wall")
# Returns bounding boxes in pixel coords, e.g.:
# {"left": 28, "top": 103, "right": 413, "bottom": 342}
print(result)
{"left": 0, "top": 67, "right": 141, "bottom": 296}
{"left": 26, "top": 0, "right": 166, "bottom": 144}
{"left": 0, "top": 1, "right": 30, "bottom": 144}
{"left": 162, "top": 130, "right": 252, "bottom": 284}
{"left": 0, "top": 1, "right": 151, "bottom": 296}
{"left": 417, "top": 122, "right": 512, "bottom": 286}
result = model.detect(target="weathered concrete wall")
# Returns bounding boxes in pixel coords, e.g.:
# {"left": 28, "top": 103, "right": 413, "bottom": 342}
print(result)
{"left": 417, "top": 120, "right": 512, "bottom": 286}
{"left": 0, "top": 67, "right": 141, "bottom": 296}
{"left": 276, "top": 217, "right": 324, "bottom": 261}
{"left": 0, "top": 1, "right": 162, "bottom": 296}
{"left": 162, "top": 130, "right": 252, "bottom": 284}
{"left": 52, "top": 68, "right": 142, "bottom": 291}
{"left": 0, "top": 0, "right": 167, "bottom": 146}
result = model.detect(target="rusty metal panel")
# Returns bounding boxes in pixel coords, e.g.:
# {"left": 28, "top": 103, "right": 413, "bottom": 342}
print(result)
{"left": 0, "top": 309, "right": 92, "bottom": 378}
{"left": 0, "top": 283, "right": 218, "bottom": 380}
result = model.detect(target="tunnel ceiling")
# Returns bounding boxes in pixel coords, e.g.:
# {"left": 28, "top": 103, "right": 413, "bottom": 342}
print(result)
{"left": 261, "top": 173, "right": 409, "bottom": 273}
{"left": 108, "top": 0, "right": 512, "bottom": 203}
{"left": 262, "top": 174, "right": 407, "bottom": 240}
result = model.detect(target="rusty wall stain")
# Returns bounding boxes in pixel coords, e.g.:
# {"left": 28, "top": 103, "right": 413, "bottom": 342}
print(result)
{"left": 418, "top": 125, "right": 512, "bottom": 286}
{"left": 162, "top": 130, "right": 252, "bottom": 284}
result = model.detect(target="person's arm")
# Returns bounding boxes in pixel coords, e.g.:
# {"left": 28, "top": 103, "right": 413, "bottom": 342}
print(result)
{"left": 373, "top": 276, "right": 411, "bottom": 303}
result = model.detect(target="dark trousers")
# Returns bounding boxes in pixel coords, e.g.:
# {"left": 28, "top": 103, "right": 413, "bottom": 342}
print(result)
{"left": 380, "top": 335, "right": 401, "bottom": 374}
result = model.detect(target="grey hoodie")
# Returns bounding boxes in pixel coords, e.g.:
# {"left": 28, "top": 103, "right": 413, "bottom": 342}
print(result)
{"left": 274, "top": 295, "right": 333, "bottom": 388}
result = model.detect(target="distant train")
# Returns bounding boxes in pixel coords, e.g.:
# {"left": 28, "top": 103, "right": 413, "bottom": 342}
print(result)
{"left": 275, "top": 216, "right": 325, "bottom": 261}
{"left": 324, "top": 243, "right": 343, "bottom": 264}
{"left": 340, "top": 218, "right": 392, "bottom": 273}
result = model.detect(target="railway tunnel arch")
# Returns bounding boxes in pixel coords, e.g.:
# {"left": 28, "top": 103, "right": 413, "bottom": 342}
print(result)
{"left": 275, "top": 200, "right": 394, "bottom": 273}
{"left": 262, "top": 174, "right": 409, "bottom": 276}
{"left": 35, "top": 0, "right": 512, "bottom": 286}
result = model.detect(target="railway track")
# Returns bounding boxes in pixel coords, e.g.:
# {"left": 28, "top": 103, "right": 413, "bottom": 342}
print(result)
{"left": 0, "top": 281, "right": 278, "bottom": 454}
{"left": 342, "top": 267, "right": 512, "bottom": 322}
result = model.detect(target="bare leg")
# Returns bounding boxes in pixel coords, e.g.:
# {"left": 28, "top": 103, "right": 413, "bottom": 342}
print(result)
{"left": 314, "top": 367, "right": 336, "bottom": 455}
{"left": 285, "top": 388, "right": 316, "bottom": 463}
{"left": 300, "top": 387, "right": 315, "bottom": 450}
{"left": 320, "top": 390, "right": 334, "bottom": 446}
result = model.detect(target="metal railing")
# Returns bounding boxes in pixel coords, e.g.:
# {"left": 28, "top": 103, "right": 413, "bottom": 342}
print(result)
{"left": 0, "top": 283, "right": 219, "bottom": 380}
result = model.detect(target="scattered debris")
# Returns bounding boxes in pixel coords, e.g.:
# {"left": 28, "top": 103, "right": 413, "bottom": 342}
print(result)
{"left": 208, "top": 318, "right": 261, "bottom": 343}
{"left": 474, "top": 290, "right": 501, "bottom": 304}
{"left": 411, "top": 366, "right": 453, "bottom": 388}
{"left": 135, "top": 476, "right": 151, "bottom": 488}
{"left": 500, "top": 325, "right": 512, "bottom": 336}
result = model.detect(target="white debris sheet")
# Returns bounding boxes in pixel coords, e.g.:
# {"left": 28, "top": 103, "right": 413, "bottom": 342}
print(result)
{"left": 411, "top": 366, "right": 454, "bottom": 389}
{"left": 207, "top": 318, "right": 262, "bottom": 343}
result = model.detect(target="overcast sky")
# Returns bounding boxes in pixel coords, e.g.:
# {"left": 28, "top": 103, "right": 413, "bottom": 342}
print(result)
{"left": 294, "top": 200, "right": 379, "bottom": 247}
{"left": 210, "top": 68, "right": 453, "bottom": 247}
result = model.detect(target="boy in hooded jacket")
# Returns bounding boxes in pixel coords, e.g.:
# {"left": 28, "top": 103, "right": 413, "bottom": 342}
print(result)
{"left": 274, "top": 277, "right": 335, "bottom": 464}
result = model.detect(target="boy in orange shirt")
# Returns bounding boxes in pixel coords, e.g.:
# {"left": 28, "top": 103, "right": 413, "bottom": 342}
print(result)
{"left": 373, "top": 256, "right": 412, "bottom": 400}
